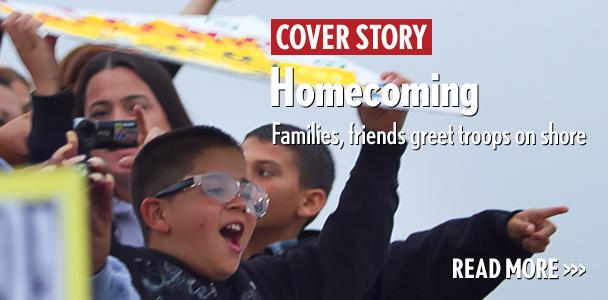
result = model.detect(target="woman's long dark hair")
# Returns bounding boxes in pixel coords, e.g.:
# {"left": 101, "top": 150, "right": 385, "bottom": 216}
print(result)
{"left": 73, "top": 52, "right": 193, "bottom": 129}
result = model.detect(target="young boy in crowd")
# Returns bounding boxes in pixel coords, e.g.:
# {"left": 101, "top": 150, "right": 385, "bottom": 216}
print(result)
{"left": 91, "top": 106, "right": 407, "bottom": 299}
{"left": 240, "top": 71, "right": 567, "bottom": 299}
{"left": 242, "top": 122, "right": 568, "bottom": 299}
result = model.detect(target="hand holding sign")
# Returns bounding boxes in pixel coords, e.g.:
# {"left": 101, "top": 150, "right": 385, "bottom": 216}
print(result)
{"left": 1, "top": 12, "right": 59, "bottom": 96}
{"left": 86, "top": 157, "right": 114, "bottom": 274}
{"left": 45, "top": 131, "right": 114, "bottom": 274}
{"left": 357, "top": 72, "right": 409, "bottom": 132}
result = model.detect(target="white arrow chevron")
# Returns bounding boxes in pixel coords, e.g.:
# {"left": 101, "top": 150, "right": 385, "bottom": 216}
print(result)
{"left": 578, "top": 264, "right": 586, "bottom": 276}
{"left": 563, "top": 264, "right": 571, "bottom": 276}
{"left": 571, "top": 264, "right": 578, "bottom": 276}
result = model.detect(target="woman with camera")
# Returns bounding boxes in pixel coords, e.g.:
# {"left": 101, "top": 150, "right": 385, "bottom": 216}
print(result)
{"left": 2, "top": 12, "right": 193, "bottom": 249}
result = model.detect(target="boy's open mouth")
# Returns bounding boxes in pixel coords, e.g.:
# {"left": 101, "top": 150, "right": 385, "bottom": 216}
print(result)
{"left": 219, "top": 222, "right": 244, "bottom": 252}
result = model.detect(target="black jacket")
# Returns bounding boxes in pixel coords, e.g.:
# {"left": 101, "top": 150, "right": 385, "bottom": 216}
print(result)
{"left": 28, "top": 89, "right": 75, "bottom": 163}
{"left": 261, "top": 209, "right": 530, "bottom": 300}
{"left": 367, "top": 210, "right": 531, "bottom": 300}
{"left": 114, "top": 142, "right": 404, "bottom": 300}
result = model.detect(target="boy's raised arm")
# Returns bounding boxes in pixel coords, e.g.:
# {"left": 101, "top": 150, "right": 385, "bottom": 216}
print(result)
{"left": 365, "top": 210, "right": 531, "bottom": 299}
{"left": 245, "top": 105, "right": 407, "bottom": 300}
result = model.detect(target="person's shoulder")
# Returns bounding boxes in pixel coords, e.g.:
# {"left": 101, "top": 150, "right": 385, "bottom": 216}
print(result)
{"left": 298, "top": 229, "right": 320, "bottom": 241}
{"left": 115, "top": 246, "right": 227, "bottom": 298}
{"left": 247, "top": 230, "right": 320, "bottom": 260}
{"left": 112, "top": 245, "right": 187, "bottom": 273}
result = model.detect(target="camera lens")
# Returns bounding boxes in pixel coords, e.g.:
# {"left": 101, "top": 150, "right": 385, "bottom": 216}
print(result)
{"left": 73, "top": 118, "right": 97, "bottom": 150}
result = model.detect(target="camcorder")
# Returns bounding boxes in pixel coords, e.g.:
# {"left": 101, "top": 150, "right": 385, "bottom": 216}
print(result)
{"left": 73, "top": 118, "right": 138, "bottom": 153}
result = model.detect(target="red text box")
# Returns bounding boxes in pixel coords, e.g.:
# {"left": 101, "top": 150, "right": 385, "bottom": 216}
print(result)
{"left": 271, "top": 19, "right": 432, "bottom": 55}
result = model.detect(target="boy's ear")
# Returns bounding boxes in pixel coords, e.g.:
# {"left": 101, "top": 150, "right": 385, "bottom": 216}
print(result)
{"left": 140, "top": 197, "right": 171, "bottom": 234}
{"left": 296, "top": 188, "right": 327, "bottom": 219}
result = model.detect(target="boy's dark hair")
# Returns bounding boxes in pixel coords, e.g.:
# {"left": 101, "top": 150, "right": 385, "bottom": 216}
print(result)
{"left": 73, "top": 51, "right": 193, "bottom": 129}
{"left": 131, "top": 125, "right": 242, "bottom": 240}
{"left": 245, "top": 123, "right": 335, "bottom": 228}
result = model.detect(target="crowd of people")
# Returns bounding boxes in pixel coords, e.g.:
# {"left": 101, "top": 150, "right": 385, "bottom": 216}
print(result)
{"left": 0, "top": 1, "right": 568, "bottom": 299}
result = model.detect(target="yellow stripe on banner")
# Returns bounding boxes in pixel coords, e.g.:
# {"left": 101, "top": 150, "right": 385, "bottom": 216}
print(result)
{"left": 0, "top": 3, "right": 13, "bottom": 14}
{"left": 276, "top": 62, "right": 358, "bottom": 85}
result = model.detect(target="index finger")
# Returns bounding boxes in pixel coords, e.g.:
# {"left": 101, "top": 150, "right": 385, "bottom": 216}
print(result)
{"left": 379, "top": 71, "right": 396, "bottom": 81}
{"left": 1, "top": 12, "right": 22, "bottom": 28}
{"left": 133, "top": 105, "right": 149, "bottom": 145}
{"left": 380, "top": 72, "right": 398, "bottom": 83}
{"left": 529, "top": 206, "right": 569, "bottom": 220}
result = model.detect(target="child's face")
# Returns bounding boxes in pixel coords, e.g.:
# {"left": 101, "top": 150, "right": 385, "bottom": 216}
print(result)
{"left": 242, "top": 137, "right": 303, "bottom": 230}
{"left": 159, "top": 147, "right": 256, "bottom": 280}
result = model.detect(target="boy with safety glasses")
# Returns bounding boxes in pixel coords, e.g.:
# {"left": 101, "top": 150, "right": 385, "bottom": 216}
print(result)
{"left": 91, "top": 106, "right": 407, "bottom": 299}
{"left": 237, "top": 72, "right": 568, "bottom": 299}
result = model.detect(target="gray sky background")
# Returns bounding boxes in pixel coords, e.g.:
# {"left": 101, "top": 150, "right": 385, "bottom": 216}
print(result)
{"left": 1, "top": 0, "right": 606, "bottom": 298}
